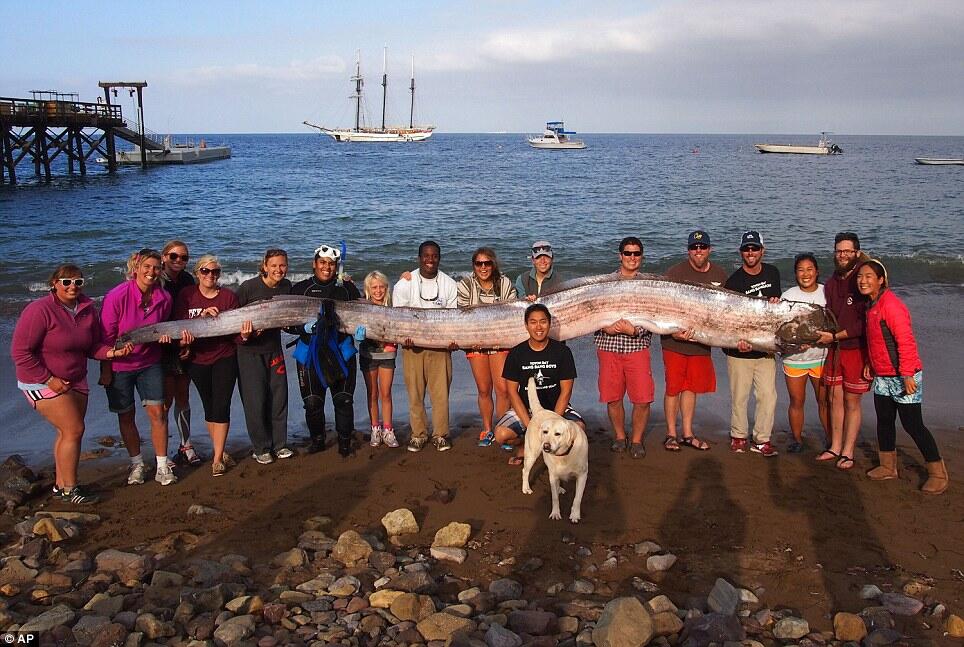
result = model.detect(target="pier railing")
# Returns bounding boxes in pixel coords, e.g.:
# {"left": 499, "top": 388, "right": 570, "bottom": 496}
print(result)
{"left": 0, "top": 96, "right": 123, "bottom": 126}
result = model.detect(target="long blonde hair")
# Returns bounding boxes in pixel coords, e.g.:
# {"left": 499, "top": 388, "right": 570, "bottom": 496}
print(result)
{"left": 363, "top": 271, "right": 391, "bottom": 306}
{"left": 125, "top": 248, "right": 164, "bottom": 281}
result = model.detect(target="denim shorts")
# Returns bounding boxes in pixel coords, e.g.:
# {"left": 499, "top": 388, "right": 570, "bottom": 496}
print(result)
{"left": 106, "top": 364, "right": 165, "bottom": 413}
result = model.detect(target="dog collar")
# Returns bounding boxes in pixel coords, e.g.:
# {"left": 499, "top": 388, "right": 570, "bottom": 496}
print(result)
{"left": 557, "top": 440, "right": 575, "bottom": 457}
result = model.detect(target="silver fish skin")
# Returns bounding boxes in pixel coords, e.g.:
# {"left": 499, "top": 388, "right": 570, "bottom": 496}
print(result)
{"left": 118, "top": 275, "right": 832, "bottom": 354}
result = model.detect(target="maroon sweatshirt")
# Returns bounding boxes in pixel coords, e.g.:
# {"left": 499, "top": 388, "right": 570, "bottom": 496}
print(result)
{"left": 824, "top": 269, "right": 866, "bottom": 350}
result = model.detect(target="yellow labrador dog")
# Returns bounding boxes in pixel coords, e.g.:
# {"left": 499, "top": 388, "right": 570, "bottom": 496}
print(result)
{"left": 521, "top": 378, "right": 589, "bottom": 523}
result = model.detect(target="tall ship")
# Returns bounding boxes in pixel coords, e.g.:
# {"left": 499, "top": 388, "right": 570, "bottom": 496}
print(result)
{"left": 304, "top": 48, "right": 434, "bottom": 143}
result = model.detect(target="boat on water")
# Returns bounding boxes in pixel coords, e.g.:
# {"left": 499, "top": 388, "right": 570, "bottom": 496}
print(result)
{"left": 527, "top": 122, "right": 586, "bottom": 149}
{"left": 914, "top": 157, "right": 964, "bottom": 166}
{"left": 304, "top": 48, "right": 434, "bottom": 143}
{"left": 99, "top": 136, "right": 231, "bottom": 165}
{"left": 754, "top": 132, "right": 842, "bottom": 155}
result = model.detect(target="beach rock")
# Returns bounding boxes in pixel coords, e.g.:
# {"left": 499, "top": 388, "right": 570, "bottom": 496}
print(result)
{"left": 370, "top": 588, "right": 405, "bottom": 608}
{"left": 489, "top": 577, "right": 524, "bottom": 601}
{"left": 416, "top": 612, "right": 475, "bottom": 641}
{"left": 149, "top": 570, "right": 184, "bottom": 588}
{"left": 72, "top": 615, "right": 110, "bottom": 646}
{"left": 225, "top": 595, "right": 264, "bottom": 614}
{"left": 186, "top": 504, "right": 220, "bottom": 516}
{"left": 645, "top": 595, "right": 678, "bottom": 616}
{"left": 20, "top": 604, "right": 75, "bottom": 632}
{"left": 391, "top": 592, "right": 437, "bottom": 621}
{"left": 33, "top": 517, "right": 71, "bottom": 542}
{"left": 508, "top": 610, "right": 557, "bottom": 635}
{"left": 261, "top": 603, "right": 286, "bottom": 624}
{"left": 879, "top": 592, "right": 924, "bottom": 616}
{"left": 369, "top": 549, "right": 396, "bottom": 571}
{"left": 0, "top": 557, "right": 39, "bottom": 586}
{"left": 773, "top": 617, "right": 809, "bottom": 640}
{"left": 328, "top": 575, "right": 361, "bottom": 597}
{"left": 592, "top": 597, "right": 654, "bottom": 647}
{"left": 296, "top": 572, "right": 335, "bottom": 593}
{"left": 95, "top": 549, "right": 152, "bottom": 582}
{"left": 331, "top": 530, "right": 373, "bottom": 566}
{"left": 182, "top": 584, "right": 228, "bottom": 612}
{"left": 652, "top": 611, "right": 684, "bottom": 637}
{"left": 89, "top": 623, "right": 129, "bottom": 647}
{"left": 135, "top": 613, "right": 175, "bottom": 640}
{"left": 303, "top": 514, "right": 332, "bottom": 530}
{"left": 833, "top": 612, "right": 867, "bottom": 641}
{"left": 708, "top": 578, "right": 740, "bottom": 616}
{"left": 647, "top": 554, "right": 677, "bottom": 572}
{"left": 569, "top": 579, "right": 595, "bottom": 595}
{"left": 863, "top": 628, "right": 902, "bottom": 646}
{"left": 390, "top": 569, "right": 437, "bottom": 593}
{"left": 634, "top": 541, "right": 662, "bottom": 555}
{"left": 382, "top": 508, "right": 420, "bottom": 536}
{"left": 433, "top": 521, "right": 472, "bottom": 548}
{"left": 861, "top": 584, "right": 883, "bottom": 600}
{"left": 946, "top": 614, "right": 964, "bottom": 638}
{"left": 431, "top": 546, "right": 468, "bottom": 563}
{"left": 632, "top": 577, "right": 659, "bottom": 593}
{"left": 271, "top": 547, "right": 307, "bottom": 568}
{"left": 213, "top": 614, "right": 256, "bottom": 647}
{"left": 0, "top": 584, "right": 19, "bottom": 596}
{"left": 859, "top": 606, "right": 895, "bottom": 632}
{"left": 680, "top": 612, "right": 745, "bottom": 646}
{"left": 486, "top": 623, "right": 523, "bottom": 647}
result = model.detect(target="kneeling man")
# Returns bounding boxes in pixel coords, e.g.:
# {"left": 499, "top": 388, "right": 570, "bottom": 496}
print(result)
{"left": 495, "top": 304, "right": 584, "bottom": 465}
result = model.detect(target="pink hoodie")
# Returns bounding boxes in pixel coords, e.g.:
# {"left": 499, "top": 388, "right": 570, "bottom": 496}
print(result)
{"left": 100, "top": 279, "right": 172, "bottom": 372}
{"left": 12, "top": 293, "right": 110, "bottom": 385}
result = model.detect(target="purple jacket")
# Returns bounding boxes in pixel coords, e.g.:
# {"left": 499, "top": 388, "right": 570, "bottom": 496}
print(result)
{"left": 100, "top": 280, "right": 172, "bottom": 372}
{"left": 12, "top": 293, "right": 109, "bottom": 385}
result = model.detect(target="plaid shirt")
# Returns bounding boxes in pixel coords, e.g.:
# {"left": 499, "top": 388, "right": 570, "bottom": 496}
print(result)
{"left": 593, "top": 271, "right": 652, "bottom": 353}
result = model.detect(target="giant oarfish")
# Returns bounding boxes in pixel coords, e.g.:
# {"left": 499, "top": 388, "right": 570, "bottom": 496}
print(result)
{"left": 117, "top": 274, "right": 834, "bottom": 354}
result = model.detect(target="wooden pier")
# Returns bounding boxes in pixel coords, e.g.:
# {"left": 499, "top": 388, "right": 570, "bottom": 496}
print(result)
{"left": 0, "top": 82, "right": 159, "bottom": 184}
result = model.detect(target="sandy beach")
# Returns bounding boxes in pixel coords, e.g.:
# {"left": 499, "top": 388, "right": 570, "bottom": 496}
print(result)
{"left": 2, "top": 288, "right": 962, "bottom": 641}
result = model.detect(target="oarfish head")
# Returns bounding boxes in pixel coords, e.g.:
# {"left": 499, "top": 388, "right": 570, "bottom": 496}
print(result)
{"left": 776, "top": 304, "right": 836, "bottom": 354}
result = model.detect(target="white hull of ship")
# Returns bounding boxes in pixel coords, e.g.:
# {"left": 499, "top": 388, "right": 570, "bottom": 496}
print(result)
{"left": 914, "top": 157, "right": 964, "bottom": 166}
{"left": 323, "top": 128, "right": 434, "bottom": 143}
{"left": 527, "top": 138, "right": 586, "bottom": 149}
{"left": 754, "top": 144, "right": 835, "bottom": 155}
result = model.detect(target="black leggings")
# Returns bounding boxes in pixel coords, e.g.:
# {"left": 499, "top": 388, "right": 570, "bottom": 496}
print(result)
{"left": 188, "top": 355, "right": 238, "bottom": 424}
{"left": 873, "top": 394, "right": 941, "bottom": 462}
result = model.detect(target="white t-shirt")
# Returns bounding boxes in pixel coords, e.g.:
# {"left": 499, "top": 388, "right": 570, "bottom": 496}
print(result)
{"left": 392, "top": 269, "right": 458, "bottom": 310}
{"left": 781, "top": 284, "right": 828, "bottom": 368}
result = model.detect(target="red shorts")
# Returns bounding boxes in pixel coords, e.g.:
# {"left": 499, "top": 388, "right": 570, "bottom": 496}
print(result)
{"left": 822, "top": 346, "right": 871, "bottom": 394}
{"left": 662, "top": 350, "right": 716, "bottom": 396}
{"left": 597, "top": 349, "right": 654, "bottom": 404}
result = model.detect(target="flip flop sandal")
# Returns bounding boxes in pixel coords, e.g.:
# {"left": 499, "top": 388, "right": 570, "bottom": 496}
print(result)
{"left": 501, "top": 442, "right": 515, "bottom": 452}
{"left": 816, "top": 450, "right": 840, "bottom": 461}
{"left": 611, "top": 439, "right": 628, "bottom": 452}
{"left": 663, "top": 436, "right": 681, "bottom": 452}
{"left": 680, "top": 436, "right": 710, "bottom": 451}
{"left": 836, "top": 455, "right": 855, "bottom": 470}
{"left": 630, "top": 442, "right": 646, "bottom": 459}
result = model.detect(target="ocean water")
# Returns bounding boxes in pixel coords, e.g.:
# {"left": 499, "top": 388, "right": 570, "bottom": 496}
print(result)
{"left": 2, "top": 133, "right": 963, "bottom": 462}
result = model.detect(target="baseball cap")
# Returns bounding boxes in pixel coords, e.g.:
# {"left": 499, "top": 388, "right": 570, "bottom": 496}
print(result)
{"left": 531, "top": 240, "right": 553, "bottom": 258}
{"left": 687, "top": 230, "right": 711, "bottom": 247}
{"left": 740, "top": 231, "right": 763, "bottom": 250}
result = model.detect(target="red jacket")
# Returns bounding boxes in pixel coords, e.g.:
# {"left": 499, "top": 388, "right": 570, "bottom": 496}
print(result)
{"left": 865, "top": 289, "right": 922, "bottom": 378}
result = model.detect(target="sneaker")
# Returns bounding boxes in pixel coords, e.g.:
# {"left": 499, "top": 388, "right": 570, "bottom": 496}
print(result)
{"left": 433, "top": 437, "right": 452, "bottom": 452}
{"left": 155, "top": 465, "right": 177, "bottom": 486}
{"left": 275, "top": 447, "right": 295, "bottom": 459}
{"left": 178, "top": 444, "right": 202, "bottom": 465}
{"left": 370, "top": 426, "right": 383, "bottom": 448}
{"left": 307, "top": 437, "right": 326, "bottom": 454}
{"left": 253, "top": 451, "right": 274, "bottom": 465}
{"left": 127, "top": 463, "right": 147, "bottom": 485}
{"left": 211, "top": 461, "right": 226, "bottom": 477}
{"left": 478, "top": 430, "right": 495, "bottom": 447}
{"left": 751, "top": 441, "right": 779, "bottom": 457}
{"left": 223, "top": 453, "right": 237, "bottom": 467}
{"left": 59, "top": 485, "right": 100, "bottom": 505}
{"left": 730, "top": 437, "right": 748, "bottom": 453}
{"left": 382, "top": 428, "right": 399, "bottom": 448}
{"left": 407, "top": 436, "right": 427, "bottom": 452}
{"left": 787, "top": 441, "right": 804, "bottom": 454}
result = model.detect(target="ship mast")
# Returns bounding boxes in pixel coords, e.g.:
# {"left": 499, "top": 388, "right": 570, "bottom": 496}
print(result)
{"left": 380, "top": 46, "right": 388, "bottom": 131}
{"left": 409, "top": 55, "right": 416, "bottom": 129}
{"left": 350, "top": 50, "right": 363, "bottom": 132}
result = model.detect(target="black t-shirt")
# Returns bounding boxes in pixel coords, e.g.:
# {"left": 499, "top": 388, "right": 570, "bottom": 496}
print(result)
{"left": 236, "top": 276, "right": 293, "bottom": 354}
{"left": 502, "top": 338, "right": 577, "bottom": 413}
{"left": 289, "top": 277, "right": 360, "bottom": 343}
{"left": 723, "top": 263, "right": 782, "bottom": 359}
{"left": 163, "top": 271, "right": 195, "bottom": 302}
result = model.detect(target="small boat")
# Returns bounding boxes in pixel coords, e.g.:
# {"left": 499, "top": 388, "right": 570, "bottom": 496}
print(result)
{"left": 754, "top": 132, "right": 842, "bottom": 155}
{"left": 527, "top": 122, "right": 586, "bottom": 149}
{"left": 914, "top": 158, "right": 964, "bottom": 166}
{"left": 101, "top": 136, "right": 231, "bottom": 166}
{"left": 304, "top": 48, "right": 434, "bottom": 143}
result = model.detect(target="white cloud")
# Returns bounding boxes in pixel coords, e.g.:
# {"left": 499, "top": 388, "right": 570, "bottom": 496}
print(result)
{"left": 169, "top": 55, "right": 345, "bottom": 85}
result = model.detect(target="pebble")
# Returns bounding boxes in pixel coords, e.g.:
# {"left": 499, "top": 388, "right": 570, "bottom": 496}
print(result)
{"left": 592, "top": 597, "right": 654, "bottom": 647}
{"left": 945, "top": 613, "right": 964, "bottom": 638}
{"left": 647, "top": 553, "right": 677, "bottom": 572}
{"left": 20, "top": 604, "right": 76, "bottom": 632}
{"left": 860, "top": 584, "right": 883, "bottom": 599}
{"left": 568, "top": 578, "right": 595, "bottom": 595}
{"left": 879, "top": 592, "right": 924, "bottom": 616}
{"left": 489, "top": 577, "right": 523, "bottom": 601}
{"left": 833, "top": 612, "right": 868, "bottom": 641}
{"left": 486, "top": 623, "right": 523, "bottom": 647}
{"left": 327, "top": 575, "right": 361, "bottom": 597}
{"left": 773, "top": 617, "right": 810, "bottom": 640}
{"left": 708, "top": 578, "right": 740, "bottom": 616}
{"left": 331, "top": 530, "right": 373, "bottom": 566}
{"left": 381, "top": 507, "right": 420, "bottom": 536}
{"left": 433, "top": 521, "right": 472, "bottom": 548}
{"left": 632, "top": 577, "right": 659, "bottom": 593}
{"left": 186, "top": 504, "right": 220, "bottom": 516}
{"left": 431, "top": 546, "right": 468, "bottom": 563}
{"left": 634, "top": 540, "right": 662, "bottom": 555}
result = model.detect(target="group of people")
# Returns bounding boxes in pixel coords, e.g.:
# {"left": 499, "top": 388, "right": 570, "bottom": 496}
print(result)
{"left": 11, "top": 230, "right": 949, "bottom": 506}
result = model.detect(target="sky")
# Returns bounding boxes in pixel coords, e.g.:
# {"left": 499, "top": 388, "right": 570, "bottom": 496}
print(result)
{"left": 6, "top": 0, "right": 963, "bottom": 134}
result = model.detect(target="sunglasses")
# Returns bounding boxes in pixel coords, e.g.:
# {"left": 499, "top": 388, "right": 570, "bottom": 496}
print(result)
{"left": 621, "top": 250, "right": 643, "bottom": 257}
{"left": 473, "top": 260, "right": 494, "bottom": 268}
{"left": 532, "top": 246, "right": 552, "bottom": 255}
{"left": 57, "top": 278, "right": 85, "bottom": 287}
{"left": 741, "top": 245, "right": 762, "bottom": 252}
{"left": 167, "top": 253, "right": 189, "bottom": 262}
{"left": 689, "top": 244, "right": 710, "bottom": 251}
{"left": 198, "top": 267, "right": 222, "bottom": 277}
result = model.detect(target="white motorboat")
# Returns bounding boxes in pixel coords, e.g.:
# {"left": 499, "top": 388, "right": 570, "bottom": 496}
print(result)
{"left": 754, "top": 132, "right": 842, "bottom": 155}
{"left": 527, "top": 122, "right": 586, "bottom": 149}
{"left": 914, "top": 158, "right": 964, "bottom": 166}
{"left": 304, "top": 48, "right": 434, "bottom": 143}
